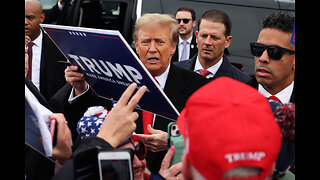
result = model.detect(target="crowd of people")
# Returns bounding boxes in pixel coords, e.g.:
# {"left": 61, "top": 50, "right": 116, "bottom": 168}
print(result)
{"left": 25, "top": 0, "right": 295, "bottom": 179}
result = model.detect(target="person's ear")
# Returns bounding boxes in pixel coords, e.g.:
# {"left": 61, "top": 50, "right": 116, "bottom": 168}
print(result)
{"left": 195, "top": 31, "right": 199, "bottom": 45}
{"left": 40, "top": 13, "right": 45, "bottom": 24}
{"left": 170, "top": 45, "right": 176, "bottom": 56}
{"left": 134, "top": 41, "right": 140, "bottom": 55}
{"left": 225, "top": 35, "right": 232, "bottom": 49}
{"left": 292, "top": 55, "right": 295, "bottom": 71}
{"left": 192, "top": 20, "right": 196, "bottom": 28}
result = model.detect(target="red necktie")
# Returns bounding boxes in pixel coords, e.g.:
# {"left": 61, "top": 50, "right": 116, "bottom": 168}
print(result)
{"left": 198, "top": 69, "right": 211, "bottom": 77}
{"left": 27, "top": 41, "right": 34, "bottom": 80}
{"left": 142, "top": 76, "right": 159, "bottom": 134}
{"left": 142, "top": 110, "right": 154, "bottom": 135}
{"left": 268, "top": 96, "right": 281, "bottom": 103}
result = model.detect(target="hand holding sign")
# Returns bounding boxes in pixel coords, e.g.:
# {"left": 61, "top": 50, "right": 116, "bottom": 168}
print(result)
{"left": 65, "top": 65, "right": 89, "bottom": 96}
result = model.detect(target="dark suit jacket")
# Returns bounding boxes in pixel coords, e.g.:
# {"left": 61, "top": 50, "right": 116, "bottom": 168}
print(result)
{"left": 39, "top": 30, "right": 67, "bottom": 100}
{"left": 174, "top": 54, "right": 251, "bottom": 83}
{"left": 171, "top": 33, "right": 198, "bottom": 62}
{"left": 25, "top": 78, "right": 55, "bottom": 180}
{"left": 246, "top": 76, "right": 295, "bottom": 103}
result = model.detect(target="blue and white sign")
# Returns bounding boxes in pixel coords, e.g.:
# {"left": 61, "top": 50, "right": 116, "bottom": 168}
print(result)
{"left": 41, "top": 24, "right": 179, "bottom": 120}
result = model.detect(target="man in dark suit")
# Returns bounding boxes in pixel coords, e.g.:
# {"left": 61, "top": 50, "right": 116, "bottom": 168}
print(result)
{"left": 247, "top": 12, "right": 295, "bottom": 104}
{"left": 174, "top": 9, "right": 250, "bottom": 83}
{"left": 171, "top": 6, "right": 198, "bottom": 62}
{"left": 25, "top": 0, "right": 67, "bottom": 101}
{"left": 247, "top": 13, "right": 295, "bottom": 178}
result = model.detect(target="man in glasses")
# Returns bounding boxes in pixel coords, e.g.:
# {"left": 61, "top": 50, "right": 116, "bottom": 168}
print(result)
{"left": 171, "top": 6, "right": 198, "bottom": 62}
{"left": 174, "top": 9, "right": 251, "bottom": 83}
{"left": 248, "top": 12, "right": 295, "bottom": 104}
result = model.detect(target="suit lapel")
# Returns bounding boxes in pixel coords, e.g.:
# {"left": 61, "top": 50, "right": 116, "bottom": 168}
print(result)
{"left": 213, "top": 55, "right": 233, "bottom": 79}
{"left": 163, "top": 65, "right": 186, "bottom": 108}
{"left": 153, "top": 65, "right": 186, "bottom": 131}
{"left": 189, "top": 33, "right": 198, "bottom": 59}
{"left": 39, "top": 31, "right": 49, "bottom": 98}
{"left": 181, "top": 55, "right": 197, "bottom": 71}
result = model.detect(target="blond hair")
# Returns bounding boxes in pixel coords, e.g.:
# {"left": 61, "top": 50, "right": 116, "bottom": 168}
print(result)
{"left": 133, "top": 13, "right": 179, "bottom": 46}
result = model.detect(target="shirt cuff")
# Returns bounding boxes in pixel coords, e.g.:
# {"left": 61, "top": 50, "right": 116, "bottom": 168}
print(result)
{"left": 68, "top": 85, "right": 90, "bottom": 104}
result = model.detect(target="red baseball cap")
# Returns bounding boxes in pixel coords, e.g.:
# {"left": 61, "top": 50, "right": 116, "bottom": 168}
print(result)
{"left": 177, "top": 77, "right": 282, "bottom": 180}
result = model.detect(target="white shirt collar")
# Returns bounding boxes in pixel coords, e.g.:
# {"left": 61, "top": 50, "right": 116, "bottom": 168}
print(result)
{"left": 33, "top": 30, "right": 43, "bottom": 47}
{"left": 194, "top": 56, "right": 223, "bottom": 78}
{"left": 154, "top": 64, "right": 170, "bottom": 90}
{"left": 258, "top": 81, "right": 294, "bottom": 104}
{"left": 178, "top": 36, "right": 192, "bottom": 44}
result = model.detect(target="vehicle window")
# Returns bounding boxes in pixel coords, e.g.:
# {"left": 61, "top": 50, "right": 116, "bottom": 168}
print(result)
{"left": 80, "top": 0, "right": 127, "bottom": 32}
{"left": 38, "top": 0, "right": 57, "bottom": 10}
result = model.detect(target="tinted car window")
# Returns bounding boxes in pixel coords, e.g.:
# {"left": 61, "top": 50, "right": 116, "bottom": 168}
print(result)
{"left": 79, "top": 1, "right": 127, "bottom": 31}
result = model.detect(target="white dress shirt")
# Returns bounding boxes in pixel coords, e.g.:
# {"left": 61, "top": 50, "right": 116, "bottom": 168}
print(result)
{"left": 258, "top": 81, "right": 294, "bottom": 104}
{"left": 154, "top": 64, "right": 170, "bottom": 90}
{"left": 30, "top": 31, "right": 43, "bottom": 90}
{"left": 193, "top": 56, "right": 223, "bottom": 78}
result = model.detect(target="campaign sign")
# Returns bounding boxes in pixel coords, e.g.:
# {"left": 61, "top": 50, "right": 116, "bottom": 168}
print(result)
{"left": 41, "top": 24, "right": 179, "bottom": 120}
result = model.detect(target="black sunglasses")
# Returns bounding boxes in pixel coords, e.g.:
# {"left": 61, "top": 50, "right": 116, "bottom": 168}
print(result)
{"left": 250, "top": 42, "right": 295, "bottom": 60}
{"left": 130, "top": 141, "right": 147, "bottom": 160}
{"left": 176, "top": 18, "right": 192, "bottom": 24}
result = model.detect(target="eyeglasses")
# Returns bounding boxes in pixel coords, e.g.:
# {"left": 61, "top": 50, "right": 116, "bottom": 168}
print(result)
{"left": 250, "top": 42, "right": 295, "bottom": 60}
{"left": 176, "top": 18, "right": 192, "bottom": 24}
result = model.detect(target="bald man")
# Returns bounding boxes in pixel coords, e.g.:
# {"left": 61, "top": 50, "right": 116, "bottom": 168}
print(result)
{"left": 25, "top": 0, "right": 67, "bottom": 101}
{"left": 25, "top": 0, "right": 44, "bottom": 41}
